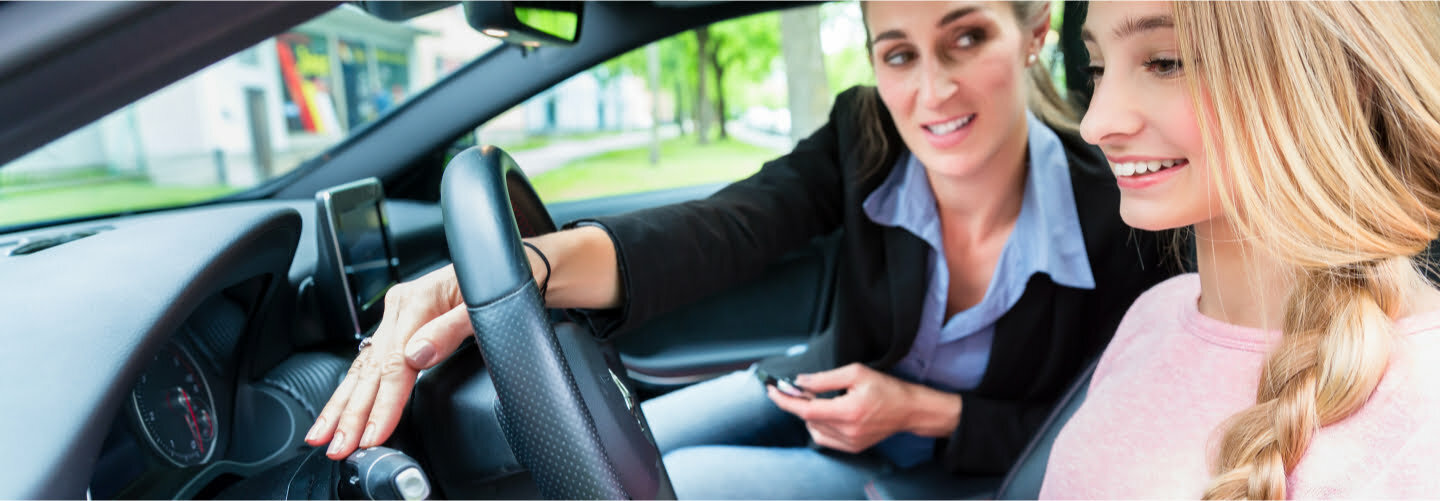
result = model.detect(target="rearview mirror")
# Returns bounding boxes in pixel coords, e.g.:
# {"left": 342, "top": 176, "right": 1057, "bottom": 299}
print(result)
{"left": 464, "top": 1, "right": 583, "bottom": 48}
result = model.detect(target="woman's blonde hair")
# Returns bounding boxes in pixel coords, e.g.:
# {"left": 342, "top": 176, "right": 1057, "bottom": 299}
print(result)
{"left": 1173, "top": 2, "right": 1440, "bottom": 498}
{"left": 1014, "top": 1, "right": 1079, "bottom": 135}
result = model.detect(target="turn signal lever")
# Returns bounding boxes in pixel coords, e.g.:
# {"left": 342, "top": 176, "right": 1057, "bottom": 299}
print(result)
{"left": 338, "top": 447, "right": 432, "bottom": 500}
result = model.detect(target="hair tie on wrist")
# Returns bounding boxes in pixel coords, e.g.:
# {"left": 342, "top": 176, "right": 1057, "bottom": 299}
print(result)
{"left": 521, "top": 241, "right": 551, "bottom": 299}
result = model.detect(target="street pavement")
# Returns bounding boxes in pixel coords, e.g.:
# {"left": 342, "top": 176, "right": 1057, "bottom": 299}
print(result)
{"left": 508, "top": 125, "right": 678, "bottom": 176}
{"left": 506, "top": 123, "right": 792, "bottom": 176}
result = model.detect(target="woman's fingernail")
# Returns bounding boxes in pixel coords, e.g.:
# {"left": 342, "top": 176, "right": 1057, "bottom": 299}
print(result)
{"left": 305, "top": 417, "right": 325, "bottom": 442}
{"left": 406, "top": 341, "right": 436, "bottom": 367}
{"left": 794, "top": 374, "right": 810, "bottom": 385}
{"left": 328, "top": 431, "right": 346, "bottom": 456}
{"left": 361, "top": 423, "right": 378, "bottom": 448}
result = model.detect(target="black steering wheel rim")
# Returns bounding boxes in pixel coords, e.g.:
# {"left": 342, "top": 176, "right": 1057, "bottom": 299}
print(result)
{"left": 437, "top": 146, "right": 671, "bottom": 500}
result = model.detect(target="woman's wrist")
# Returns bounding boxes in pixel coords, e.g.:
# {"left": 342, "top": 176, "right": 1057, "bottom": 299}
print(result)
{"left": 524, "top": 225, "right": 622, "bottom": 309}
{"left": 906, "top": 385, "right": 963, "bottom": 438}
{"left": 521, "top": 241, "right": 551, "bottom": 299}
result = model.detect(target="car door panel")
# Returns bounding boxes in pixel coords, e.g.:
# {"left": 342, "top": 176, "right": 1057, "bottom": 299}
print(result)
{"left": 545, "top": 184, "right": 841, "bottom": 388}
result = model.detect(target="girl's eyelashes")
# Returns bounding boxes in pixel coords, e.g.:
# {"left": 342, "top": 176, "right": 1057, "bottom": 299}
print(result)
{"left": 1085, "top": 65, "right": 1105, "bottom": 84}
{"left": 1082, "top": 57, "right": 1183, "bottom": 85}
{"left": 1142, "top": 57, "right": 1184, "bottom": 77}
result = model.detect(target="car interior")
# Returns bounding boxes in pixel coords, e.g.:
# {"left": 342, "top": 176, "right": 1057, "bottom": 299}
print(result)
{"left": 0, "top": 1, "right": 1101, "bottom": 499}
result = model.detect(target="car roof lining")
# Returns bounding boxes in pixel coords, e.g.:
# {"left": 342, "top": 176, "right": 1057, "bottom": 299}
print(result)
{"left": 0, "top": 2, "right": 148, "bottom": 80}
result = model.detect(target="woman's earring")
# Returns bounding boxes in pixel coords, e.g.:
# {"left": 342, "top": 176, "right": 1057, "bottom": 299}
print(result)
{"left": 1027, "top": 53, "right": 1038, "bottom": 66}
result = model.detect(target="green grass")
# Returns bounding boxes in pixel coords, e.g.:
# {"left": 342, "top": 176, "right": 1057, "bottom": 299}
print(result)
{"left": 0, "top": 165, "right": 115, "bottom": 186}
{"left": 491, "top": 135, "right": 555, "bottom": 152}
{"left": 530, "top": 137, "right": 780, "bottom": 202}
{"left": 0, "top": 181, "right": 240, "bottom": 228}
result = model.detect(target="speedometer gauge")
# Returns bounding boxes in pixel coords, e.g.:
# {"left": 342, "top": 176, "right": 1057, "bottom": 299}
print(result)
{"left": 130, "top": 342, "right": 218, "bottom": 467}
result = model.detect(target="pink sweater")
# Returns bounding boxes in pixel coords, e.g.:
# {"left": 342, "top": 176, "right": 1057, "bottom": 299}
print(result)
{"left": 1039, "top": 274, "right": 1440, "bottom": 499}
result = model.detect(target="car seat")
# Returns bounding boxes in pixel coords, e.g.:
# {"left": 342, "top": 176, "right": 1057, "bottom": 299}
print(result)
{"left": 862, "top": 358, "right": 1098, "bottom": 500}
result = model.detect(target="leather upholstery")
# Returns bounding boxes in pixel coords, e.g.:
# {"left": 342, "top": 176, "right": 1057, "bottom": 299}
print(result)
{"left": 994, "top": 358, "right": 1098, "bottom": 499}
{"left": 862, "top": 358, "right": 1098, "bottom": 500}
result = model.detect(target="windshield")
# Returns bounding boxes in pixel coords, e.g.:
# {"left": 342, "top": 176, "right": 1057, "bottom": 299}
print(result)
{"left": 0, "top": 5, "right": 499, "bottom": 229}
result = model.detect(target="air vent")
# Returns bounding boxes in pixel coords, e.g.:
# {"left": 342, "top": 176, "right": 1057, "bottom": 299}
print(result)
{"left": 4, "top": 225, "right": 113, "bottom": 256}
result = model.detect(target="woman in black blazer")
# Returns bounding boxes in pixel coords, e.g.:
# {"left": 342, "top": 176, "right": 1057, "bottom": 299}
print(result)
{"left": 308, "top": 2, "right": 1176, "bottom": 498}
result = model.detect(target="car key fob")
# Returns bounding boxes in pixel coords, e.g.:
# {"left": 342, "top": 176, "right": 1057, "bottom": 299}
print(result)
{"left": 753, "top": 368, "right": 816, "bottom": 399}
{"left": 773, "top": 376, "right": 813, "bottom": 399}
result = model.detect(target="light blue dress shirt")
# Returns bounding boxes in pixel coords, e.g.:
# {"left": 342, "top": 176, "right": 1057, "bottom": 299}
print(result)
{"left": 862, "top": 112, "right": 1095, "bottom": 467}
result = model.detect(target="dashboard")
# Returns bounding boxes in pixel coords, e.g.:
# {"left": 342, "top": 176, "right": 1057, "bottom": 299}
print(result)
{"left": 90, "top": 296, "right": 247, "bottom": 499}
{"left": 0, "top": 199, "right": 448, "bottom": 499}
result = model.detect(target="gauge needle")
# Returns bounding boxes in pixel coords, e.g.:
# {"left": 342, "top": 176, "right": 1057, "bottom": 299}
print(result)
{"left": 176, "top": 388, "right": 206, "bottom": 455}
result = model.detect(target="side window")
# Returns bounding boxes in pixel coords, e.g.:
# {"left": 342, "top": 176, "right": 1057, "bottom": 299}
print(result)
{"left": 0, "top": 5, "right": 494, "bottom": 229}
{"left": 481, "top": 4, "right": 872, "bottom": 203}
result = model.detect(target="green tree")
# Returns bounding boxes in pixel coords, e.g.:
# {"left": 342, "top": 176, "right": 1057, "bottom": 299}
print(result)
{"left": 661, "top": 34, "right": 699, "bottom": 135}
{"left": 605, "top": 32, "right": 697, "bottom": 119}
{"left": 695, "top": 26, "right": 712, "bottom": 144}
{"left": 646, "top": 43, "right": 661, "bottom": 165}
{"left": 707, "top": 13, "right": 782, "bottom": 140}
{"left": 603, "top": 31, "right": 697, "bottom": 161}
{"left": 603, "top": 12, "right": 784, "bottom": 148}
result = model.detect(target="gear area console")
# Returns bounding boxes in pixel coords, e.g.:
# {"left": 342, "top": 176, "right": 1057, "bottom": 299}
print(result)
{"left": 215, "top": 338, "right": 541, "bottom": 500}
{"left": 218, "top": 445, "right": 429, "bottom": 500}
{"left": 336, "top": 447, "right": 431, "bottom": 500}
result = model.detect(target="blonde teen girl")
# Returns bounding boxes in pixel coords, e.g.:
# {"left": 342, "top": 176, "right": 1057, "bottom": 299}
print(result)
{"left": 1042, "top": 2, "right": 1440, "bottom": 498}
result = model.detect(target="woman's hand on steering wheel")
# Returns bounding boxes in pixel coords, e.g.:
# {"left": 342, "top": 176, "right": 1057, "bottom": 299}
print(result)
{"left": 303, "top": 264, "right": 474, "bottom": 460}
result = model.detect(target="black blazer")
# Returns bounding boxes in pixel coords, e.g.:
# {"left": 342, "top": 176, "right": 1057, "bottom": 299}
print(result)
{"left": 577, "top": 86, "right": 1177, "bottom": 475}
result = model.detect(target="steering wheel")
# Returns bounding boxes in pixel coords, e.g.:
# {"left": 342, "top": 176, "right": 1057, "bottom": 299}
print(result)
{"left": 435, "top": 146, "right": 674, "bottom": 499}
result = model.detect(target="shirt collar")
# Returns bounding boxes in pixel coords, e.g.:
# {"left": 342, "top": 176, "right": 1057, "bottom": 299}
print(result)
{"left": 863, "top": 150, "right": 941, "bottom": 244}
{"left": 863, "top": 112, "right": 1095, "bottom": 290}
{"left": 1021, "top": 111, "right": 1094, "bottom": 289}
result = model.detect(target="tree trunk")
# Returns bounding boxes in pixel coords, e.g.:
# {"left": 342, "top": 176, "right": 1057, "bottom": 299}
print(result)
{"left": 647, "top": 43, "right": 662, "bottom": 166}
{"left": 712, "top": 51, "right": 728, "bottom": 140}
{"left": 694, "top": 26, "right": 712, "bottom": 145}
{"left": 591, "top": 67, "right": 610, "bottom": 130}
{"left": 596, "top": 79, "right": 607, "bottom": 130}
{"left": 673, "top": 80, "right": 687, "bottom": 135}
{"left": 780, "top": 6, "right": 831, "bottom": 145}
